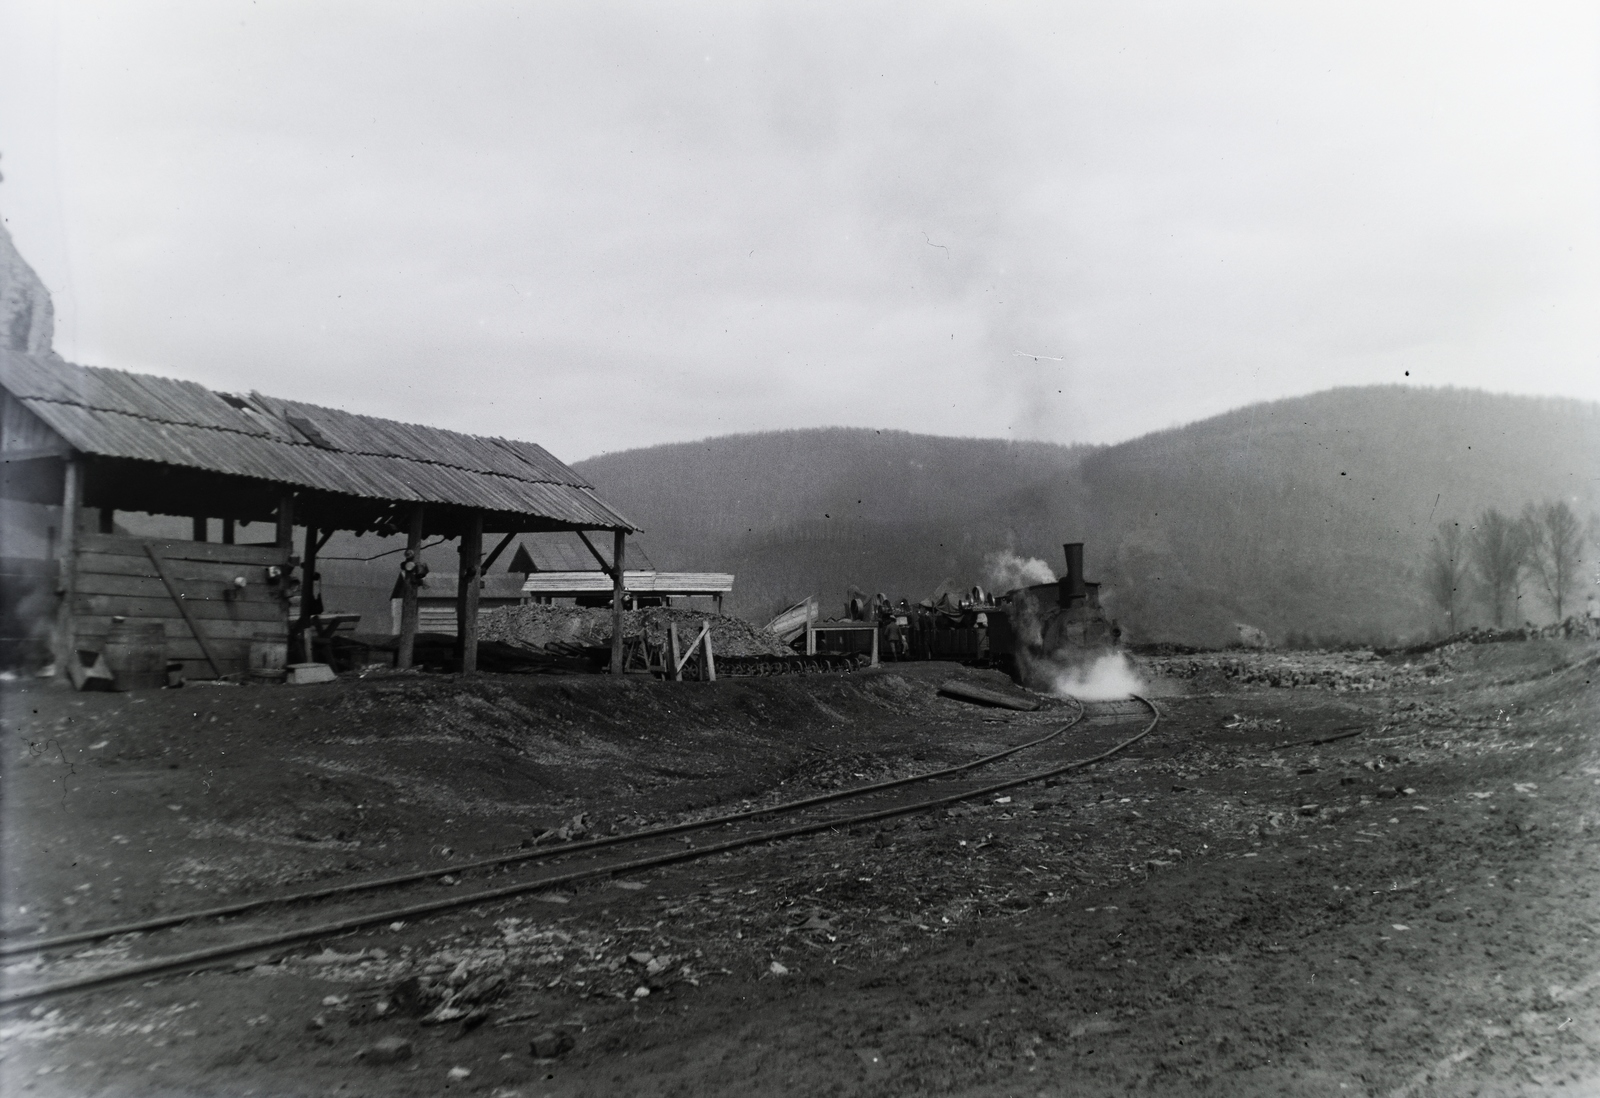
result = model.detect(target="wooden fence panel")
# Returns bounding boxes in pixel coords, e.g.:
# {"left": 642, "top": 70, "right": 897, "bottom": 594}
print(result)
{"left": 70, "top": 533, "right": 289, "bottom": 678}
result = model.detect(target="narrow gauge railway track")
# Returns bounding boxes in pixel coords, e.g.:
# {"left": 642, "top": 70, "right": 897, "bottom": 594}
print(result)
{"left": 2, "top": 696, "right": 1094, "bottom": 961}
{"left": 0, "top": 695, "right": 1160, "bottom": 1007}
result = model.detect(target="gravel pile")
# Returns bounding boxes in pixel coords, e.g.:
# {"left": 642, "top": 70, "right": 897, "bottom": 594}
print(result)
{"left": 1144, "top": 651, "right": 1430, "bottom": 692}
{"left": 477, "top": 604, "right": 792, "bottom": 658}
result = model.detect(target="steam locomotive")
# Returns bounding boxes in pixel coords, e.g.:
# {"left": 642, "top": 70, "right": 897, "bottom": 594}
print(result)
{"left": 824, "top": 541, "right": 1119, "bottom": 674}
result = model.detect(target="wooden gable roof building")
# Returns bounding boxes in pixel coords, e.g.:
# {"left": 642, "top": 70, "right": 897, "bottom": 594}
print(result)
{"left": 0, "top": 350, "right": 637, "bottom": 678}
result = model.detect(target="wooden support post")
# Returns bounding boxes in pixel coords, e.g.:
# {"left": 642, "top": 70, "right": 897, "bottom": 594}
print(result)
{"left": 610, "top": 531, "right": 626, "bottom": 675}
{"left": 870, "top": 623, "right": 880, "bottom": 667}
{"left": 276, "top": 493, "right": 294, "bottom": 550}
{"left": 192, "top": 515, "right": 207, "bottom": 542}
{"left": 300, "top": 525, "right": 320, "bottom": 661}
{"left": 396, "top": 504, "right": 424, "bottom": 670}
{"left": 458, "top": 512, "right": 483, "bottom": 674}
{"left": 714, "top": 594, "right": 723, "bottom": 616}
{"left": 221, "top": 517, "right": 235, "bottom": 544}
{"left": 52, "top": 456, "right": 82, "bottom": 675}
{"left": 98, "top": 508, "right": 114, "bottom": 534}
{"left": 700, "top": 628, "right": 716, "bottom": 682}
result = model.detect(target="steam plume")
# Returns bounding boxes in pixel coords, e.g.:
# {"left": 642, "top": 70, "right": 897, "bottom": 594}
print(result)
{"left": 984, "top": 549, "right": 1055, "bottom": 592}
{"left": 1049, "top": 652, "right": 1146, "bottom": 702}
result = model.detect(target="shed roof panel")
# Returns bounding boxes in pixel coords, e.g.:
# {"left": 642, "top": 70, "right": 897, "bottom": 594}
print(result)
{"left": 0, "top": 351, "right": 634, "bottom": 531}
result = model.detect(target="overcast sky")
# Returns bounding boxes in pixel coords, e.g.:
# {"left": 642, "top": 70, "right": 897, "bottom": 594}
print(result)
{"left": 1, "top": 2, "right": 1596, "bottom": 461}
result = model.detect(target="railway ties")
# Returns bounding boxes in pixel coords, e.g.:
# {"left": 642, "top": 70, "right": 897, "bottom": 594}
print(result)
{"left": 0, "top": 695, "right": 1159, "bottom": 1007}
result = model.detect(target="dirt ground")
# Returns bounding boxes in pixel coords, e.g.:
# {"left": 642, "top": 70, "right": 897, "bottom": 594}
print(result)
{"left": 1, "top": 637, "right": 1597, "bottom": 1097}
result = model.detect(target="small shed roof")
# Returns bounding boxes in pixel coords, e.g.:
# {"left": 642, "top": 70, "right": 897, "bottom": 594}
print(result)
{"left": 508, "top": 532, "right": 658, "bottom": 573}
{"left": 0, "top": 350, "right": 634, "bottom": 532}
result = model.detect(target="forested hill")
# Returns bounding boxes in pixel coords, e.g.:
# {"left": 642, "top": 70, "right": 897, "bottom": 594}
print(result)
{"left": 574, "top": 387, "right": 1600, "bottom": 646}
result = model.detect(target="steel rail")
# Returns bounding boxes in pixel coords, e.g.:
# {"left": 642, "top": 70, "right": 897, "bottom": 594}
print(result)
{"left": 2, "top": 696, "right": 1088, "bottom": 959}
{"left": 0, "top": 696, "right": 1158, "bottom": 1007}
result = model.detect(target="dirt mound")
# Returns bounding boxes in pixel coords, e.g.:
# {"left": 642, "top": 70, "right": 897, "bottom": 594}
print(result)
{"left": 477, "top": 604, "right": 791, "bottom": 658}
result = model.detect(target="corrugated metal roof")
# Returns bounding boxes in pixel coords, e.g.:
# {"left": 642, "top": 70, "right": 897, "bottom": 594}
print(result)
{"left": 0, "top": 351, "right": 634, "bottom": 531}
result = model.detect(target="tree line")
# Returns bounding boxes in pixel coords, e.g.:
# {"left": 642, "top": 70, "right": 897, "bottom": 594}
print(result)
{"left": 1423, "top": 500, "right": 1591, "bottom": 631}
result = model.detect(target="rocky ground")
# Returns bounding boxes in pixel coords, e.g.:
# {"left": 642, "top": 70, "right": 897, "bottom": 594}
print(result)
{"left": 1, "top": 638, "right": 1597, "bottom": 1096}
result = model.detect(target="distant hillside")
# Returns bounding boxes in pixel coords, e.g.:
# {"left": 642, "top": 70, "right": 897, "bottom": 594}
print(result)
{"left": 575, "top": 388, "right": 1600, "bottom": 646}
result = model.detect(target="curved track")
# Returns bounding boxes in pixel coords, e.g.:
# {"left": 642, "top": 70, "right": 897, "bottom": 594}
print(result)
{"left": 0, "top": 694, "right": 1160, "bottom": 1007}
{"left": 1, "top": 696, "right": 1091, "bottom": 960}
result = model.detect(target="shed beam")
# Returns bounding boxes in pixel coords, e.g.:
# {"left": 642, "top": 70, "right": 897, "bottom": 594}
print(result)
{"left": 396, "top": 504, "right": 424, "bottom": 670}
{"left": 481, "top": 531, "right": 517, "bottom": 574}
{"left": 610, "top": 530, "right": 626, "bottom": 676}
{"left": 576, "top": 530, "right": 616, "bottom": 578}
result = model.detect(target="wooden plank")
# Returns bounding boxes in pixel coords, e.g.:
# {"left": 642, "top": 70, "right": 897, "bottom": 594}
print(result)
{"left": 74, "top": 593, "right": 285, "bottom": 622}
{"left": 74, "top": 618, "right": 284, "bottom": 645}
{"left": 78, "top": 533, "right": 286, "bottom": 567}
{"left": 75, "top": 570, "right": 283, "bottom": 601}
{"left": 674, "top": 623, "right": 708, "bottom": 675}
{"left": 936, "top": 680, "right": 1040, "bottom": 711}
{"left": 103, "top": 637, "right": 254, "bottom": 659}
{"left": 76, "top": 552, "right": 285, "bottom": 584}
{"left": 666, "top": 623, "right": 683, "bottom": 681}
{"left": 418, "top": 607, "right": 458, "bottom": 633}
{"left": 143, "top": 543, "right": 223, "bottom": 677}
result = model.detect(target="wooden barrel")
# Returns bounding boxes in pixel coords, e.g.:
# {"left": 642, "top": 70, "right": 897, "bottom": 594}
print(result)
{"left": 249, "top": 634, "right": 289, "bottom": 682}
{"left": 102, "top": 619, "right": 168, "bottom": 691}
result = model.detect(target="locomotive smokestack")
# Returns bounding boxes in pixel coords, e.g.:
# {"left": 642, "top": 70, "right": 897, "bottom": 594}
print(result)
{"left": 1061, "top": 542, "right": 1086, "bottom": 606}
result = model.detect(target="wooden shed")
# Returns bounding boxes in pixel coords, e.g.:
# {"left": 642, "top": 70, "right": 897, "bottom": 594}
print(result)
{"left": 0, "top": 350, "right": 636, "bottom": 680}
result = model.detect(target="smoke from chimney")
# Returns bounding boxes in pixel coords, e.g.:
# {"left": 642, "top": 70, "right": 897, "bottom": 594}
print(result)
{"left": 983, "top": 549, "right": 1056, "bottom": 591}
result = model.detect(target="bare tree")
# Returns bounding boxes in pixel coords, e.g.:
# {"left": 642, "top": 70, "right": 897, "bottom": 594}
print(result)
{"left": 1422, "top": 521, "right": 1468, "bottom": 633}
{"left": 1470, "top": 508, "right": 1525, "bottom": 627}
{"left": 1522, "top": 500, "right": 1585, "bottom": 621}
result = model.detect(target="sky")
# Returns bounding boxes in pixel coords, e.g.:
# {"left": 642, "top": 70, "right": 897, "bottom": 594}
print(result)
{"left": 1, "top": 1, "right": 1596, "bottom": 463}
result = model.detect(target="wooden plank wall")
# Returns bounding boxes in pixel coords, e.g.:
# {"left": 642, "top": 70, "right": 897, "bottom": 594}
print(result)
{"left": 72, "top": 533, "right": 289, "bottom": 678}
{"left": 396, "top": 598, "right": 524, "bottom": 637}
